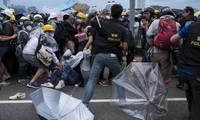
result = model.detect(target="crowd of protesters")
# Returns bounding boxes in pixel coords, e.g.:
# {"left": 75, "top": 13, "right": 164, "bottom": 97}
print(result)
{"left": 0, "top": 3, "right": 200, "bottom": 120}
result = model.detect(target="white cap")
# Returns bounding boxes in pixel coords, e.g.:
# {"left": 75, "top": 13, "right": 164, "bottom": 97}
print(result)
{"left": 1, "top": 9, "right": 13, "bottom": 17}
{"left": 63, "top": 49, "right": 72, "bottom": 57}
{"left": 48, "top": 12, "right": 57, "bottom": 20}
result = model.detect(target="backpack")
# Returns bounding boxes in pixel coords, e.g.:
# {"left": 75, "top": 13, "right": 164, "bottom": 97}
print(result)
{"left": 35, "top": 34, "right": 53, "bottom": 67}
{"left": 152, "top": 18, "right": 177, "bottom": 50}
{"left": 54, "top": 22, "right": 68, "bottom": 45}
{"left": 15, "top": 30, "right": 30, "bottom": 57}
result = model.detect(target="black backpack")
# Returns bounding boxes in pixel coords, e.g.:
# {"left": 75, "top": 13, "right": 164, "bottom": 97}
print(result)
{"left": 54, "top": 22, "right": 68, "bottom": 45}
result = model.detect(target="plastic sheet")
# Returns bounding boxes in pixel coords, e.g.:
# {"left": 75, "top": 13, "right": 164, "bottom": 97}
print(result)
{"left": 111, "top": 62, "right": 168, "bottom": 120}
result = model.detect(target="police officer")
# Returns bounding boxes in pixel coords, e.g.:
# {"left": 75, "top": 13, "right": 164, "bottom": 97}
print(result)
{"left": 171, "top": 20, "right": 200, "bottom": 120}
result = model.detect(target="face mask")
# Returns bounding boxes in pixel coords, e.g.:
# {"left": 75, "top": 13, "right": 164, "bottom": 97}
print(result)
{"left": 19, "top": 21, "right": 23, "bottom": 26}
{"left": 46, "top": 32, "right": 54, "bottom": 37}
{"left": 76, "top": 19, "right": 82, "bottom": 24}
{"left": 26, "top": 25, "right": 32, "bottom": 31}
{"left": 105, "top": 15, "right": 110, "bottom": 20}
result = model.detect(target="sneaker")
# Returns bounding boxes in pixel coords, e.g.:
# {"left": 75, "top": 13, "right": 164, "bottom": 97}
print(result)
{"left": 27, "top": 82, "right": 40, "bottom": 89}
{"left": 0, "top": 81, "right": 11, "bottom": 86}
{"left": 9, "top": 92, "right": 26, "bottom": 100}
{"left": 99, "top": 79, "right": 108, "bottom": 87}
{"left": 55, "top": 80, "right": 65, "bottom": 89}
{"left": 41, "top": 82, "right": 54, "bottom": 88}
{"left": 18, "top": 79, "right": 29, "bottom": 84}
{"left": 3, "top": 74, "right": 11, "bottom": 81}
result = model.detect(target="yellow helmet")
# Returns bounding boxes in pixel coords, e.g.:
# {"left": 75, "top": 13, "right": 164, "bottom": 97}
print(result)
{"left": 76, "top": 12, "right": 86, "bottom": 19}
{"left": 9, "top": 8, "right": 15, "bottom": 14}
{"left": 43, "top": 24, "right": 54, "bottom": 32}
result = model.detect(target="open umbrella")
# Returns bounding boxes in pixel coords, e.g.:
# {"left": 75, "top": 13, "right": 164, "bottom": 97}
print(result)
{"left": 12, "top": 7, "right": 26, "bottom": 15}
{"left": 111, "top": 62, "right": 168, "bottom": 120}
{"left": 73, "top": 3, "right": 90, "bottom": 14}
{"left": 30, "top": 87, "right": 94, "bottom": 120}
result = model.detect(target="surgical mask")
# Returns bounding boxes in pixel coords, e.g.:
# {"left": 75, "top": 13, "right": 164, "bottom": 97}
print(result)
{"left": 46, "top": 32, "right": 54, "bottom": 37}
{"left": 76, "top": 19, "right": 82, "bottom": 24}
{"left": 19, "top": 21, "right": 23, "bottom": 26}
{"left": 105, "top": 15, "right": 110, "bottom": 20}
{"left": 26, "top": 25, "right": 32, "bottom": 31}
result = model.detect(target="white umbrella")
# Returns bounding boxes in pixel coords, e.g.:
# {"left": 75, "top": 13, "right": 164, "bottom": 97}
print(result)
{"left": 111, "top": 62, "right": 168, "bottom": 120}
{"left": 30, "top": 87, "right": 94, "bottom": 120}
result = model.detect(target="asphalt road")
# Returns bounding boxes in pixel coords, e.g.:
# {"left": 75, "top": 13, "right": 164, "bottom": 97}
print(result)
{"left": 0, "top": 74, "right": 188, "bottom": 120}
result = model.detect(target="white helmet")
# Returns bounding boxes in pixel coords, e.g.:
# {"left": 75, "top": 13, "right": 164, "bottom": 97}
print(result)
{"left": 33, "top": 14, "right": 42, "bottom": 19}
{"left": 1, "top": 9, "right": 13, "bottom": 17}
{"left": 20, "top": 16, "right": 29, "bottom": 21}
{"left": 48, "top": 12, "right": 57, "bottom": 20}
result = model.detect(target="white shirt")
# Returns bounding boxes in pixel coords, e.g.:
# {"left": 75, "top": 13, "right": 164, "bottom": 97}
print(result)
{"left": 23, "top": 36, "right": 38, "bottom": 55}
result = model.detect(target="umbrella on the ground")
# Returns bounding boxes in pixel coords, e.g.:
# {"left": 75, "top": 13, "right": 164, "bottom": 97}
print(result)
{"left": 12, "top": 7, "right": 26, "bottom": 15}
{"left": 30, "top": 87, "right": 94, "bottom": 120}
{"left": 194, "top": 10, "right": 200, "bottom": 17}
{"left": 111, "top": 62, "right": 168, "bottom": 120}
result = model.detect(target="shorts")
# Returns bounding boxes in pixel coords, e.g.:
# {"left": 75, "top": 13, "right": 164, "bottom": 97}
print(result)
{"left": 23, "top": 54, "right": 46, "bottom": 68}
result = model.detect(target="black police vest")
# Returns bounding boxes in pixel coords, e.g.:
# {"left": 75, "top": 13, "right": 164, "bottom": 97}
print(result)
{"left": 179, "top": 22, "right": 200, "bottom": 67}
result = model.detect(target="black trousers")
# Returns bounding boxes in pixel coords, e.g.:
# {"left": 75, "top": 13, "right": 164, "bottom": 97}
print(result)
{"left": 178, "top": 71, "right": 200, "bottom": 120}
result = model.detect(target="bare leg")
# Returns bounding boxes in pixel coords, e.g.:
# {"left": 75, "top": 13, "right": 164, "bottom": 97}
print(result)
{"left": 29, "top": 68, "right": 46, "bottom": 83}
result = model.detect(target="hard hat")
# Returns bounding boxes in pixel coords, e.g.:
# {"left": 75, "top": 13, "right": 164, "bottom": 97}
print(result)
{"left": 9, "top": 8, "right": 15, "bottom": 14}
{"left": 1, "top": 9, "right": 14, "bottom": 17}
{"left": 20, "top": 16, "right": 30, "bottom": 21}
{"left": 76, "top": 12, "right": 86, "bottom": 19}
{"left": 159, "top": 7, "right": 175, "bottom": 17}
{"left": 48, "top": 12, "right": 57, "bottom": 20}
{"left": 43, "top": 24, "right": 54, "bottom": 32}
{"left": 34, "top": 14, "right": 42, "bottom": 19}
{"left": 33, "top": 14, "right": 43, "bottom": 22}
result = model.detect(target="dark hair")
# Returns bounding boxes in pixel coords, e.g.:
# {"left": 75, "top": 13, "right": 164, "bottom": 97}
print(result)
{"left": 63, "top": 14, "right": 70, "bottom": 21}
{"left": 111, "top": 4, "right": 123, "bottom": 19}
{"left": 184, "top": 6, "right": 194, "bottom": 15}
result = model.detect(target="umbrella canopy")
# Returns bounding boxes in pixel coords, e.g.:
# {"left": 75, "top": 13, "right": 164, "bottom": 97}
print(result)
{"left": 30, "top": 87, "right": 94, "bottom": 120}
{"left": 111, "top": 62, "right": 168, "bottom": 120}
{"left": 194, "top": 10, "right": 200, "bottom": 17}
{"left": 55, "top": 0, "right": 78, "bottom": 11}
{"left": 0, "top": 1, "right": 8, "bottom": 10}
{"left": 12, "top": 7, "right": 26, "bottom": 15}
{"left": 73, "top": 3, "right": 90, "bottom": 14}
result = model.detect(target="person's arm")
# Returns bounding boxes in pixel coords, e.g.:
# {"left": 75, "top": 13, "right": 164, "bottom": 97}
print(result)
{"left": 84, "top": 35, "right": 93, "bottom": 50}
{"left": 0, "top": 34, "right": 17, "bottom": 42}
{"left": 170, "top": 24, "right": 190, "bottom": 43}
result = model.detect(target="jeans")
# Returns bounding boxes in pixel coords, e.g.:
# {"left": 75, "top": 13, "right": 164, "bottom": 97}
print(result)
{"left": 50, "top": 64, "right": 78, "bottom": 84}
{"left": 82, "top": 53, "right": 125, "bottom": 105}
{"left": 178, "top": 71, "right": 200, "bottom": 120}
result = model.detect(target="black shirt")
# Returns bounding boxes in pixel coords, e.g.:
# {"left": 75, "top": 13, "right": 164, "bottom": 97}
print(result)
{"left": 90, "top": 18, "right": 127, "bottom": 55}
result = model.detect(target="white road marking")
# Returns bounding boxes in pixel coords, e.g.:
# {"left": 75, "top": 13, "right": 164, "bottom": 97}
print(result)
{"left": 0, "top": 98, "right": 187, "bottom": 104}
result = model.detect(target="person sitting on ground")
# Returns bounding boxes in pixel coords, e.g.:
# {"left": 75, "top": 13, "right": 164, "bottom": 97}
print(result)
{"left": 41, "top": 49, "right": 83, "bottom": 89}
